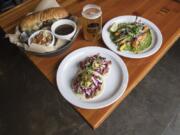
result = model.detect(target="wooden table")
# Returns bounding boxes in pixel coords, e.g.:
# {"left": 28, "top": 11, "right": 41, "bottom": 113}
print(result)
{"left": 0, "top": 0, "right": 180, "bottom": 129}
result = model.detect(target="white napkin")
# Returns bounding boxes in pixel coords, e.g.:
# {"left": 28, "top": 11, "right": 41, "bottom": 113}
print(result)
{"left": 34, "top": 0, "right": 60, "bottom": 12}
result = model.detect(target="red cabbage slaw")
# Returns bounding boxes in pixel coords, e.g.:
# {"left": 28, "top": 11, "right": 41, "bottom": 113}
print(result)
{"left": 72, "top": 70, "right": 103, "bottom": 98}
{"left": 80, "top": 54, "right": 112, "bottom": 75}
{"left": 72, "top": 54, "right": 112, "bottom": 99}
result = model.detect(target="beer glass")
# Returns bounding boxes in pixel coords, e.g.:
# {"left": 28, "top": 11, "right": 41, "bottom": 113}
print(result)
{"left": 81, "top": 4, "right": 102, "bottom": 41}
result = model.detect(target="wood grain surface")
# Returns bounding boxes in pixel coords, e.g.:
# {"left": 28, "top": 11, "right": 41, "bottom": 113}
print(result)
{"left": 0, "top": 0, "right": 180, "bottom": 129}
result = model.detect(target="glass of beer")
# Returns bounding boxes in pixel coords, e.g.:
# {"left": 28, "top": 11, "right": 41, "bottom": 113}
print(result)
{"left": 81, "top": 4, "right": 102, "bottom": 41}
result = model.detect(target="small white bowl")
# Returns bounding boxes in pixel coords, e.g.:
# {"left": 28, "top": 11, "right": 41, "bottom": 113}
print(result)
{"left": 51, "top": 19, "right": 77, "bottom": 40}
{"left": 28, "top": 30, "right": 55, "bottom": 47}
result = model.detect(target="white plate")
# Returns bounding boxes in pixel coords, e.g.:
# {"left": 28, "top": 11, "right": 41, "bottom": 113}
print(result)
{"left": 102, "top": 15, "right": 163, "bottom": 58}
{"left": 56, "top": 47, "right": 129, "bottom": 109}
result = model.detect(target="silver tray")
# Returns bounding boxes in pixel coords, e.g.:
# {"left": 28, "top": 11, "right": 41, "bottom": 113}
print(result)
{"left": 21, "top": 16, "right": 80, "bottom": 57}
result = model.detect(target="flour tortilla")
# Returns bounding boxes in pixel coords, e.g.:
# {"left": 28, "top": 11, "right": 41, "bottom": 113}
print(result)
{"left": 75, "top": 84, "right": 104, "bottom": 101}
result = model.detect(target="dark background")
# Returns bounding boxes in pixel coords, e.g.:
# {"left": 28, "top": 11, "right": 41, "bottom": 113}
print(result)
{"left": 0, "top": 0, "right": 23, "bottom": 12}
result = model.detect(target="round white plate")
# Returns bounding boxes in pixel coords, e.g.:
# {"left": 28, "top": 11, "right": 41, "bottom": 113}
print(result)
{"left": 102, "top": 15, "right": 163, "bottom": 58}
{"left": 56, "top": 47, "right": 129, "bottom": 109}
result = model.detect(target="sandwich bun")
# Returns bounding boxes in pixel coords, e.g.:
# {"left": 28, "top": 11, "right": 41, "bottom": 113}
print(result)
{"left": 20, "top": 7, "right": 69, "bottom": 32}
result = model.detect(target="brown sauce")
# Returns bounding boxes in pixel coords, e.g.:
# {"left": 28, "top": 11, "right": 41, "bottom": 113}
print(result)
{"left": 55, "top": 24, "right": 74, "bottom": 35}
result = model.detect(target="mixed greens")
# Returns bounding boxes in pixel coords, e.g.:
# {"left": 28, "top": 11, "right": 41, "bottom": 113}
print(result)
{"left": 108, "top": 22, "right": 152, "bottom": 53}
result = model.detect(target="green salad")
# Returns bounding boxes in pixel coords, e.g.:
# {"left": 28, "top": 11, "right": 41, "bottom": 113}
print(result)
{"left": 108, "top": 22, "right": 152, "bottom": 53}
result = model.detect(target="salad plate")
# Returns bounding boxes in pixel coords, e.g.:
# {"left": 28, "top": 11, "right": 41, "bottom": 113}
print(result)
{"left": 56, "top": 47, "right": 129, "bottom": 109}
{"left": 102, "top": 15, "right": 163, "bottom": 58}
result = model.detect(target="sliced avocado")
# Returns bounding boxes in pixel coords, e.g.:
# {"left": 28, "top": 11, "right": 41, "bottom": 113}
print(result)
{"left": 85, "top": 81, "right": 92, "bottom": 87}
{"left": 80, "top": 80, "right": 92, "bottom": 88}
{"left": 92, "top": 61, "right": 100, "bottom": 68}
{"left": 119, "top": 43, "right": 133, "bottom": 52}
{"left": 133, "top": 31, "right": 152, "bottom": 53}
{"left": 109, "top": 23, "right": 118, "bottom": 32}
{"left": 119, "top": 44, "right": 126, "bottom": 51}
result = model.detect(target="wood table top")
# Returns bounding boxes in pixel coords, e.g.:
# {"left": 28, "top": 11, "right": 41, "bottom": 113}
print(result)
{"left": 0, "top": 0, "right": 180, "bottom": 129}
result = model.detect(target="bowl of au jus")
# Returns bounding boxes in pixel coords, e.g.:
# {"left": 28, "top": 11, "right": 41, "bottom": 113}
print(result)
{"left": 51, "top": 19, "right": 77, "bottom": 40}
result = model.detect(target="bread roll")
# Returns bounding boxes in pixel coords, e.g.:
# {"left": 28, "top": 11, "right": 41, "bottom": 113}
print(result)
{"left": 20, "top": 7, "right": 69, "bottom": 32}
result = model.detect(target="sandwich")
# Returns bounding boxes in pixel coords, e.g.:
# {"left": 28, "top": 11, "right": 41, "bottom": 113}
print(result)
{"left": 20, "top": 7, "right": 69, "bottom": 33}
